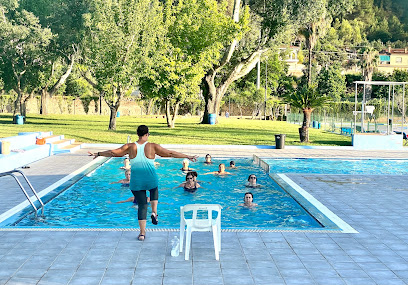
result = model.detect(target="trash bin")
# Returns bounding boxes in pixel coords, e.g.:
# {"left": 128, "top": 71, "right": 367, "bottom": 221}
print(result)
{"left": 209, "top": 114, "right": 216, "bottom": 125}
{"left": 116, "top": 111, "right": 120, "bottom": 118}
{"left": 275, "top": 134, "right": 286, "bottom": 149}
{"left": 1, "top": 141, "right": 11, "bottom": 155}
{"left": 15, "top": 115, "right": 24, "bottom": 125}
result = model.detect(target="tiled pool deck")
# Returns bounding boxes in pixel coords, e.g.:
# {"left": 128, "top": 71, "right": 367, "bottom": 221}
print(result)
{"left": 1, "top": 146, "right": 408, "bottom": 285}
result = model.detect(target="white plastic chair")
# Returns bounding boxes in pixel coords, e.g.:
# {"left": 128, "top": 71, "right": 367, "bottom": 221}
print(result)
{"left": 179, "top": 204, "right": 222, "bottom": 260}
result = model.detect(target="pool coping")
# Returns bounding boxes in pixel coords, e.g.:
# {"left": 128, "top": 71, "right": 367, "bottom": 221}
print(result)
{"left": 0, "top": 156, "right": 108, "bottom": 227}
{"left": 254, "top": 155, "right": 358, "bottom": 234}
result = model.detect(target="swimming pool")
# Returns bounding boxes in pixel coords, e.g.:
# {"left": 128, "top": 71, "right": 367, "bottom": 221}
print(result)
{"left": 3, "top": 157, "right": 337, "bottom": 230}
{"left": 263, "top": 158, "right": 408, "bottom": 175}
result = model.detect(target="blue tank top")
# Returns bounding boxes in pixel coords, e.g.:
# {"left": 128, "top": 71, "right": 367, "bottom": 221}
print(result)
{"left": 129, "top": 142, "right": 158, "bottom": 191}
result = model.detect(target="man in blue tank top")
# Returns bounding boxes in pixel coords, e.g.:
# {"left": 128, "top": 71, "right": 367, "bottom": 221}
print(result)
{"left": 89, "top": 125, "right": 198, "bottom": 241}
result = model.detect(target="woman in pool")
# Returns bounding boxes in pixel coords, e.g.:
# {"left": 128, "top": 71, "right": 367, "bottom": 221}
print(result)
{"left": 175, "top": 171, "right": 201, "bottom": 192}
{"left": 204, "top": 154, "right": 212, "bottom": 164}
{"left": 246, "top": 174, "right": 261, "bottom": 187}
{"left": 110, "top": 169, "right": 131, "bottom": 186}
{"left": 89, "top": 125, "right": 198, "bottom": 241}
{"left": 204, "top": 163, "right": 231, "bottom": 176}
{"left": 229, "top": 161, "right": 237, "bottom": 168}
{"left": 181, "top": 159, "right": 194, "bottom": 172}
{"left": 120, "top": 158, "right": 130, "bottom": 170}
{"left": 239, "top": 192, "right": 258, "bottom": 207}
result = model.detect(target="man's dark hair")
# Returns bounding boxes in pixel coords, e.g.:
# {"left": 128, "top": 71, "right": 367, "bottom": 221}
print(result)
{"left": 137, "top": 125, "right": 149, "bottom": 137}
{"left": 244, "top": 192, "right": 254, "bottom": 198}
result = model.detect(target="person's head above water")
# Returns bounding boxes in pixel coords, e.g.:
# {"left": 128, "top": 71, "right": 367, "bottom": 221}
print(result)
{"left": 218, "top": 163, "right": 226, "bottom": 172}
{"left": 230, "top": 161, "right": 235, "bottom": 167}
{"left": 124, "top": 169, "right": 131, "bottom": 180}
{"left": 248, "top": 174, "right": 257, "bottom": 183}
{"left": 244, "top": 192, "right": 254, "bottom": 203}
{"left": 186, "top": 171, "right": 197, "bottom": 182}
{"left": 205, "top": 154, "right": 212, "bottom": 163}
{"left": 186, "top": 171, "right": 198, "bottom": 178}
{"left": 137, "top": 125, "right": 149, "bottom": 137}
{"left": 182, "top": 159, "right": 189, "bottom": 168}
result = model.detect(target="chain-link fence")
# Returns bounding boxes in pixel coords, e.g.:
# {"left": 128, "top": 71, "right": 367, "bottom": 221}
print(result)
{"left": 287, "top": 99, "right": 408, "bottom": 136}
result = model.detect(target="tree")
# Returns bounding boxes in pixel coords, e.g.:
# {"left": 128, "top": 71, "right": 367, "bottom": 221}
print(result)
{"left": 139, "top": 0, "right": 241, "bottom": 128}
{"left": 19, "top": 0, "right": 88, "bottom": 114}
{"left": 82, "top": 0, "right": 164, "bottom": 130}
{"left": 360, "top": 46, "right": 379, "bottom": 99}
{"left": 0, "top": 3, "right": 53, "bottom": 117}
{"left": 299, "top": 0, "right": 357, "bottom": 86}
{"left": 200, "top": 0, "right": 356, "bottom": 124}
{"left": 317, "top": 64, "right": 346, "bottom": 101}
{"left": 284, "top": 85, "right": 330, "bottom": 142}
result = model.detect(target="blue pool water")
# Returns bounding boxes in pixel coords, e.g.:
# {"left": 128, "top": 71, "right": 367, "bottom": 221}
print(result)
{"left": 264, "top": 158, "right": 408, "bottom": 175}
{"left": 13, "top": 158, "right": 323, "bottom": 230}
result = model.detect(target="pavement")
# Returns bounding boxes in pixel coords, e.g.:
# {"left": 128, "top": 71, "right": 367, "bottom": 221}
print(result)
{"left": 1, "top": 145, "right": 408, "bottom": 285}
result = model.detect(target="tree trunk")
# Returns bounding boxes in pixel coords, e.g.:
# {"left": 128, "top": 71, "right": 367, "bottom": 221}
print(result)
{"left": 299, "top": 127, "right": 308, "bottom": 143}
{"left": 165, "top": 99, "right": 180, "bottom": 128}
{"left": 147, "top": 98, "right": 155, "bottom": 115}
{"left": 13, "top": 88, "right": 22, "bottom": 117}
{"left": 300, "top": 108, "right": 313, "bottom": 142}
{"left": 40, "top": 89, "right": 49, "bottom": 115}
{"left": 108, "top": 106, "right": 117, "bottom": 130}
{"left": 308, "top": 45, "right": 313, "bottom": 86}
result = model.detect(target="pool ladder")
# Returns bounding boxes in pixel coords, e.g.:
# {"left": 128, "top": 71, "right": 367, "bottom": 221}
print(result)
{"left": 0, "top": 169, "right": 45, "bottom": 216}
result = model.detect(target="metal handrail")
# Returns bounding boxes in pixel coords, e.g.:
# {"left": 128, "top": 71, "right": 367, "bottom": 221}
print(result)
{"left": 0, "top": 169, "right": 45, "bottom": 216}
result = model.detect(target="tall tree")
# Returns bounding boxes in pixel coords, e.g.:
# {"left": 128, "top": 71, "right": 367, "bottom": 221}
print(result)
{"left": 19, "top": 0, "right": 87, "bottom": 114}
{"left": 317, "top": 64, "right": 346, "bottom": 102}
{"left": 360, "top": 46, "right": 379, "bottom": 99}
{"left": 299, "top": 0, "right": 357, "bottom": 86}
{"left": 0, "top": 2, "right": 53, "bottom": 116}
{"left": 82, "top": 0, "right": 164, "bottom": 130}
{"left": 201, "top": 0, "right": 355, "bottom": 124}
{"left": 139, "top": 0, "right": 241, "bottom": 128}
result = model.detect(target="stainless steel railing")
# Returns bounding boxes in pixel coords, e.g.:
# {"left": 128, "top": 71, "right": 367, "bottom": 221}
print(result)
{"left": 0, "top": 169, "right": 44, "bottom": 216}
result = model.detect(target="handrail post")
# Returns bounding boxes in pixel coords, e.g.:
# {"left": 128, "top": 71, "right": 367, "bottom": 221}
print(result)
{"left": 0, "top": 169, "right": 45, "bottom": 216}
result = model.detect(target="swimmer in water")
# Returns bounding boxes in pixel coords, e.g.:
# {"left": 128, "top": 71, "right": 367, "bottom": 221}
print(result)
{"left": 204, "top": 154, "right": 212, "bottom": 164}
{"left": 246, "top": 174, "right": 261, "bottom": 188}
{"left": 204, "top": 163, "right": 231, "bottom": 176}
{"left": 110, "top": 169, "right": 131, "bottom": 186}
{"left": 120, "top": 157, "right": 131, "bottom": 170}
{"left": 181, "top": 159, "right": 194, "bottom": 172}
{"left": 175, "top": 171, "right": 201, "bottom": 192}
{"left": 239, "top": 192, "right": 258, "bottom": 207}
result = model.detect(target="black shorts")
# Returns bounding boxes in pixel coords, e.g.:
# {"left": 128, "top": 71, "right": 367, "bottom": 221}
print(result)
{"left": 131, "top": 187, "right": 158, "bottom": 220}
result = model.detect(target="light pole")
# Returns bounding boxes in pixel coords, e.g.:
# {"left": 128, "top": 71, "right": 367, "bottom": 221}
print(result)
{"left": 264, "top": 59, "right": 267, "bottom": 120}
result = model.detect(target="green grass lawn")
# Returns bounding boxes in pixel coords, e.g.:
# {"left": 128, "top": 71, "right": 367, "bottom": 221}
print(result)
{"left": 0, "top": 114, "right": 351, "bottom": 146}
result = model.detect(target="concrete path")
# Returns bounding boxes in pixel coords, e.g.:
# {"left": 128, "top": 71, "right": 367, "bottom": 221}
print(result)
{"left": 1, "top": 146, "right": 408, "bottom": 285}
